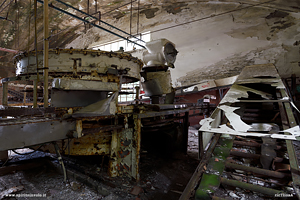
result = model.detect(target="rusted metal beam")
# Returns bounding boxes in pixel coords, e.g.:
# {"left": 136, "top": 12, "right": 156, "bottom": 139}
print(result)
{"left": 82, "top": 125, "right": 123, "bottom": 135}
{"left": 233, "top": 140, "right": 282, "bottom": 150}
{"left": 229, "top": 150, "right": 261, "bottom": 159}
{"left": 133, "top": 114, "right": 141, "bottom": 181}
{"left": 233, "top": 140, "right": 261, "bottom": 147}
{"left": 108, "top": 117, "right": 119, "bottom": 177}
{"left": 220, "top": 177, "right": 282, "bottom": 197}
{"left": 137, "top": 108, "right": 189, "bottom": 118}
{"left": 179, "top": 134, "right": 221, "bottom": 200}
{"left": 278, "top": 89, "right": 300, "bottom": 198}
{"left": 225, "top": 161, "right": 291, "bottom": 179}
{"left": 0, "top": 47, "right": 19, "bottom": 53}
{"left": 195, "top": 135, "right": 235, "bottom": 200}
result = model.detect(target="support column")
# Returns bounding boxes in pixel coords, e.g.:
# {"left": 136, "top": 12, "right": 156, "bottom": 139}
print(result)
{"left": 43, "top": 0, "right": 49, "bottom": 107}
{"left": 133, "top": 114, "right": 141, "bottom": 181}
{"left": 108, "top": 116, "right": 119, "bottom": 177}
{"left": 33, "top": 80, "right": 38, "bottom": 108}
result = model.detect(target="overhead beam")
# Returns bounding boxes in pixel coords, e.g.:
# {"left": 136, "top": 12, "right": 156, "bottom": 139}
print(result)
{"left": 37, "top": 0, "right": 146, "bottom": 49}
{"left": 55, "top": 0, "right": 145, "bottom": 43}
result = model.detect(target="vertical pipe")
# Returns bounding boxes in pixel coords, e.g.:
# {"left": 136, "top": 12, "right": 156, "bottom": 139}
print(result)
{"left": 95, "top": 0, "right": 97, "bottom": 13}
{"left": 87, "top": 0, "right": 90, "bottom": 29}
{"left": 2, "top": 82, "right": 8, "bottom": 106}
{"left": 34, "top": 0, "right": 39, "bottom": 78}
{"left": 17, "top": 0, "right": 19, "bottom": 49}
{"left": 137, "top": 0, "right": 139, "bottom": 34}
{"left": 43, "top": 0, "right": 49, "bottom": 108}
{"left": 130, "top": 0, "right": 132, "bottom": 35}
{"left": 33, "top": 0, "right": 38, "bottom": 108}
{"left": 33, "top": 80, "right": 37, "bottom": 108}
{"left": 28, "top": 0, "right": 31, "bottom": 51}
{"left": 27, "top": 0, "right": 31, "bottom": 74}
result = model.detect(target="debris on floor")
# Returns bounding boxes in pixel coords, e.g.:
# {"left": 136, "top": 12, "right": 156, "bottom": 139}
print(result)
{"left": 0, "top": 129, "right": 199, "bottom": 200}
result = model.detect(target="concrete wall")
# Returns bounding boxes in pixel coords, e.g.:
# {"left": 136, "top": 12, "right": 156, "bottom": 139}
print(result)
{"left": 67, "top": 1, "right": 300, "bottom": 87}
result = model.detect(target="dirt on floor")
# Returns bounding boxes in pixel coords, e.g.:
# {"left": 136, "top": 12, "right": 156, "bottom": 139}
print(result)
{"left": 0, "top": 127, "right": 200, "bottom": 200}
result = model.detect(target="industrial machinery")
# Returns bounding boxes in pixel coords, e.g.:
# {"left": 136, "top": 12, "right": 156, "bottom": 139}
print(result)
{"left": 0, "top": 39, "right": 189, "bottom": 180}
{"left": 180, "top": 64, "right": 300, "bottom": 199}
{"left": 141, "top": 39, "right": 178, "bottom": 104}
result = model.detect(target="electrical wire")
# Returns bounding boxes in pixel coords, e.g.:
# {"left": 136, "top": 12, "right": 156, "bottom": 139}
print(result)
{"left": 26, "top": 0, "right": 295, "bottom": 51}
{"left": 0, "top": 0, "right": 13, "bottom": 14}
{"left": 0, "top": 0, "right": 8, "bottom": 10}
{"left": 12, "top": 144, "right": 45, "bottom": 155}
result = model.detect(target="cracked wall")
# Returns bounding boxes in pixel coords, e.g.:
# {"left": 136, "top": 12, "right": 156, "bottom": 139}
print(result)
{"left": 67, "top": 1, "right": 300, "bottom": 87}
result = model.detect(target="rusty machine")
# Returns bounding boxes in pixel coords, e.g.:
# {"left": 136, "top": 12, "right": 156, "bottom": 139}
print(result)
{"left": 0, "top": 39, "right": 189, "bottom": 180}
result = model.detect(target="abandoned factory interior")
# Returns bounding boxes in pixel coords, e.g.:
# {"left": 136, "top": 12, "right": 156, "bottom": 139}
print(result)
{"left": 1, "top": 0, "right": 300, "bottom": 199}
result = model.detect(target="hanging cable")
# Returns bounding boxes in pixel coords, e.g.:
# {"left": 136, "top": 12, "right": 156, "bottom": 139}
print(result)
{"left": 37, "top": 0, "right": 145, "bottom": 49}
{"left": 0, "top": 0, "right": 8, "bottom": 10}
{"left": 12, "top": 144, "right": 45, "bottom": 155}
{"left": 55, "top": 0, "right": 145, "bottom": 43}
{"left": 0, "top": 0, "right": 13, "bottom": 14}
{"left": 53, "top": 142, "right": 67, "bottom": 183}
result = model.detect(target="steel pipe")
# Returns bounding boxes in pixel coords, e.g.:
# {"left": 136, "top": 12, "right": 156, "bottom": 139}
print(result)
{"left": 37, "top": 0, "right": 145, "bottom": 49}
{"left": 43, "top": 0, "right": 49, "bottom": 107}
{"left": 0, "top": 47, "right": 19, "bottom": 53}
{"left": 55, "top": 0, "right": 145, "bottom": 44}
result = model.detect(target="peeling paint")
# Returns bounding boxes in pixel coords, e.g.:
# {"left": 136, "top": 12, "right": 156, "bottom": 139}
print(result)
{"left": 218, "top": 105, "right": 252, "bottom": 132}
{"left": 162, "top": 3, "right": 188, "bottom": 14}
{"left": 265, "top": 10, "right": 289, "bottom": 19}
{"left": 140, "top": 8, "right": 159, "bottom": 19}
{"left": 199, "top": 64, "right": 300, "bottom": 141}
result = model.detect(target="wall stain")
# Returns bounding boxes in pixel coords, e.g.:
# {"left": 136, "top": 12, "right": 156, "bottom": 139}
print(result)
{"left": 271, "top": 22, "right": 294, "bottom": 32}
{"left": 113, "top": 11, "right": 126, "bottom": 19}
{"left": 265, "top": 10, "right": 289, "bottom": 19}
{"left": 140, "top": 8, "right": 159, "bottom": 19}
{"left": 293, "top": 41, "right": 300, "bottom": 46}
{"left": 162, "top": 3, "right": 188, "bottom": 14}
